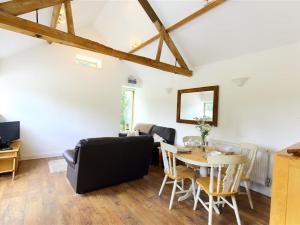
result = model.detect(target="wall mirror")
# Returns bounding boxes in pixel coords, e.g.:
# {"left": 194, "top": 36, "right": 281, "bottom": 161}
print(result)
{"left": 176, "top": 86, "right": 219, "bottom": 126}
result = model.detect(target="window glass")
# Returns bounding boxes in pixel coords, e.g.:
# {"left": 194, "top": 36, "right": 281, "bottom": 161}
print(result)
{"left": 120, "top": 88, "right": 135, "bottom": 131}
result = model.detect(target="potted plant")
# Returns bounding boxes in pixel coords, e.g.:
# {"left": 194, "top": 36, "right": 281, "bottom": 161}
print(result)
{"left": 194, "top": 117, "right": 212, "bottom": 147}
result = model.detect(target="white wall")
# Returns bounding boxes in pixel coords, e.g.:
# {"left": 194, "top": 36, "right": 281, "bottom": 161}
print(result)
{"left": 0, "top": 27, "right": 133, "bottom": 160}
{"left": 133, "top": 42, "right": 300, "bottom": 196}
{"left": 134, "top": 42, "right": 300, "bottom": 150}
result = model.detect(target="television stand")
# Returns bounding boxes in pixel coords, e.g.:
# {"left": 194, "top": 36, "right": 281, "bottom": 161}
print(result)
{"left": 1, "top": 146, "right": 13, "bottom": 151}
{"left": 0, "top": 141, "right": 21, "bottom": 180}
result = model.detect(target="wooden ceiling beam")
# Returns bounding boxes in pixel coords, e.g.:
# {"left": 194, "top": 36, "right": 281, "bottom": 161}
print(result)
{"left": 64, "top": 0, "right": 74, "bottom": 35}
{"left": 48, "top": 3, "right": 62, "bottom": 44}
{"left": 0, "top": 0, "right": 67, "bottom": 16}
{"left": 50, "top": 4, "right": 62, "bottom": 29}
{"left": 138, "top": 0, "right": 188, "bottom": 69}
{"left": 49, "top": 0, "right": 75, "bottom": 43}
{"left": 0, "top": 11, "right": 192, "bottom": 76}
{"left": 130, "top": 0, "right": 226, "bottom": 54}
{"left": 155, "top": 35, "right": 163, "bottom": 61}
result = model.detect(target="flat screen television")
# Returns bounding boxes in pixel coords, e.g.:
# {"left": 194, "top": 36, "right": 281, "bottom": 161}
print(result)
{"left": 0, "top": 121, "right": 20, "bottom": 149}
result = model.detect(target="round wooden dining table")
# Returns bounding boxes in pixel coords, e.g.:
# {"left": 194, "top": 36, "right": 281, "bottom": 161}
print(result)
{"left": 175, "top": 147, "right": 215, "bottom": 202}
{"left": 176, "top": 147, "right": 211, "bottom": 167}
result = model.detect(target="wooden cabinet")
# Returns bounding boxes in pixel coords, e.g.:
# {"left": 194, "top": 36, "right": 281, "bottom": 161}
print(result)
{"left": 0, "top": 141, "right": 21, "bottom": 180}
{"left": 270, "top": 143, "right": 300, "bottom": 225}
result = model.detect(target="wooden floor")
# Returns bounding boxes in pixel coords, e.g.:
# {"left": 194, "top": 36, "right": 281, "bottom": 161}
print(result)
{"left": 0, "top": 158, "right": 270, "bottom": 225}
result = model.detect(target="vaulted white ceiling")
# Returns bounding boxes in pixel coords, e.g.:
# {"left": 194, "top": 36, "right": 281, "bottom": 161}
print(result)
{"left": 93, "top": 0, "right": 300, "bottom": 68}
{"left": 0, "top": 0, "right": 107, "bottom": 58}
{"left": 1, "top": 0, "right": 300, "bottom": 68}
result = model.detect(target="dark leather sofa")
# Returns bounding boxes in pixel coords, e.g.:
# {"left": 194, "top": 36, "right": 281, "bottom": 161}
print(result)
{"left": 63, "top": 136, "right": 154, "bottom": 194}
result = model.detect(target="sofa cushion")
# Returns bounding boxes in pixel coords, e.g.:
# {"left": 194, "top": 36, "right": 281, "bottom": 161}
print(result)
{"left": 127, "top": 130, "right": 139, "bottom": 136}
{"left": 134, "top": 123, "right": 155, "bottom": 134}
{"left": 139, "top": 131, "right": 149, "bottom": 136}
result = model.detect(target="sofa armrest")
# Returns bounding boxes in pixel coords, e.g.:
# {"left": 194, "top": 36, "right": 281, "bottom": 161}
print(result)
{"left": 63, "top": 149, "right": 77, "bottom": 165}
{"left": 153, "top": 142, "right": 160, "bottom": 148}
{"left": 118, "top": 132, "right": 128, "bottom": 137}
{"left": 150, "top": 126, "right": 176, "bottom": 145}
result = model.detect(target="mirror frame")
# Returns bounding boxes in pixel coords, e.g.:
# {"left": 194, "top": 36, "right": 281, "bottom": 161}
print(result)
{"left": 176, "top": 85, "right": 219, "bottom": 126}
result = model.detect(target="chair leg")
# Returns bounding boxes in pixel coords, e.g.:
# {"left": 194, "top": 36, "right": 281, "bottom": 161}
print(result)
{"left": 169, "top": 180, "right": 177, "bottom": 210}
{"left": 193, "top": 185, "right": 201, "bottom": 210}
{"left": 208, "top": 195, "right": 213, "bottom": 225}
{"left": 244, "top": 180, "right": 254, "bottom": 209}
{"left": 159, "top": 175, "right": 168, "bottom": 196}
{"left": 212, "top": 198, "right": 220, "bottom": 215}
{"left": 232, "top": 196, "right": 241, "bottom": 225}
{"left": 181, "top": 179, "right": 184, "bottom": 189}
{"left": 191, "top": 179, "right": 196, "bottom": 202}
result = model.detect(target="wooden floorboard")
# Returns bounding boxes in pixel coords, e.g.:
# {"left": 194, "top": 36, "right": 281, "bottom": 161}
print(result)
{"left": 0, "top": 158, "right": 270, "bottom": 225}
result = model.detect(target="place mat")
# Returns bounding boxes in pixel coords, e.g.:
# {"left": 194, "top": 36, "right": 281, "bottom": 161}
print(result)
{"left": 177, "top": 147, "right": 193, "bottom": 153}
{"left": 214, "top": 148, "right": 235, "bottom": 155}
{"left": 207, "top": 151, "right": 222, "bottom": 156}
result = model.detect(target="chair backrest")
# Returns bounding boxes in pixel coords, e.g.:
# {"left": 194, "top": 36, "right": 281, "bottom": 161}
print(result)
{"left": 207, "top": 155, "right": 246, "bottom": 194}
{"left": 183, "top": 136, "right": 202, "bottom": 146}
{"left": 239, "top": 143, "right": 258, "bottom": 178}
{"left": 160, "top": 142, "right": 178, "bottom": 177}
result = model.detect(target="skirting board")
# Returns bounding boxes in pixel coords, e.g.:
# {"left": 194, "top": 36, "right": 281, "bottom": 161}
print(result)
{"left": 20, "top": 152, "right": 62, "bottom": 161}
{"left": 251, "top": 183, "right": 271, "bottom": 197}
{"left": 240, "top": 181, "right": 271, "bottom": 197}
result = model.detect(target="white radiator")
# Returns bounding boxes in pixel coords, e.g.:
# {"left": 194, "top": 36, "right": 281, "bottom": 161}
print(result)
{"left": 210, "top": 139, "right": 271, "bottom": 186}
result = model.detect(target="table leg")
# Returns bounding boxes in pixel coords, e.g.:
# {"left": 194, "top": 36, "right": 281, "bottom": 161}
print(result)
{"left": 178, "top": 182, "right": 197, "bottom": 201}
{"left": 199, "top": 167, "right": 208, "bottom": 177}
{"left": 178, "top": 166, "right": 208, "bottom": 202}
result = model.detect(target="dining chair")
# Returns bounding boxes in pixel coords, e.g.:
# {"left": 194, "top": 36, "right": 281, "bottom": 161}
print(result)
{"left": 238, "top": 143, "right": 258, "bottom": 209}
{"left": 183, "top": 135, "right": 202, "bottom": 168}
{"left": 183, "top": 136, "right": 208, "bottom": 176}
{"left": 159, "top": 142, "right": 196, "bottom": 210}
{"left": 183, "top": 136, "right": 202, "bottom": 147}
{"left": 193, "top": 154, "right": 246, "bottom": 225}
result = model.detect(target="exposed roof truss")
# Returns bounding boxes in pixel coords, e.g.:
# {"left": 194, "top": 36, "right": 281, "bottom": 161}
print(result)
{"left": 138, "top": 0, "right": 189, "bottom": 69}
{"left": 129, "top": 0, "right": 225, "bottom": 54}
{"left": 0, "top": 0, "right": 225, "bottom": 77}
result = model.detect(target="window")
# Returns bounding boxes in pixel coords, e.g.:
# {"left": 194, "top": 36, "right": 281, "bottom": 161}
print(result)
{"left": 75, "top": 55, "right": 102, "bottom": 69}
{"left": 203, "top": 102, "right": 213, "bottom": 119}
{"left": 120, "top": 88, "right": 135, "bottom": 131}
